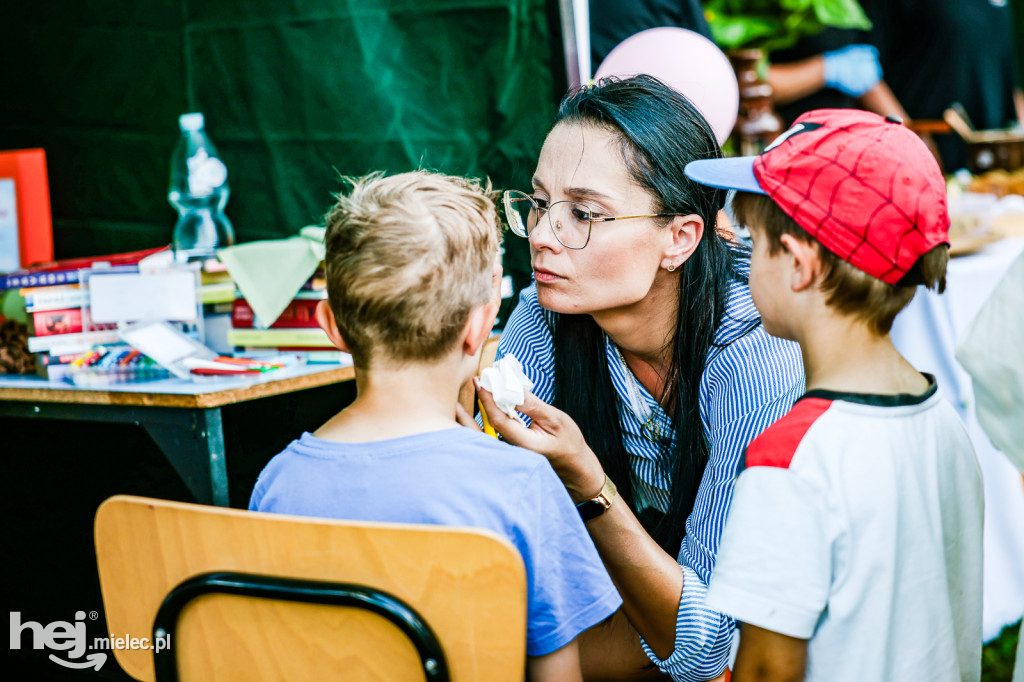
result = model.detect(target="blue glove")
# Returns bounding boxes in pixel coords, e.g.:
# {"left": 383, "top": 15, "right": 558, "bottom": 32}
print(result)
{"left": 823, "top": 44, "right": 882, "bottom": 97}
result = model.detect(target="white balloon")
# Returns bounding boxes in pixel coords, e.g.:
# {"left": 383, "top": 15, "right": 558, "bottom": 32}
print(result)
{"left": 595, "top": 27, "right": 739, "bottom": 145}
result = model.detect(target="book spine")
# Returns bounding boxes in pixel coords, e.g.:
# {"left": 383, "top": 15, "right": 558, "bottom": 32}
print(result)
{"left": 19, "top": 282, "right": 80, "bottom": 295}
{"left": 27, "top": 329, "right": 120, "bottom": 353}
{"left": 291, "top": 289, "right": 328, "bottom": 300}
{"left": 231, "top": 298, "right": 321, "bottom": 329}
{"left": 240, "top": 348, "right": 351, "bottom": 364}
{"left": 24, "top": 287, "right": 88, "bottom": 312}
{"left": 1, "top": 268, "right": 81, "bottom": 291}
{"left": 36, "top": 362, "right": 74, "bottom": 382}
{"left": 36, "top": 351, "right": 85, "bottom": 366}
{"left": 28, "top": 308, "right": 84, "bottom": 336}
{"left": 1, "top": 263, "right": 141, "bottom": 292}
{"left": 226, "top": 328, "right": 332, "bottom": 347}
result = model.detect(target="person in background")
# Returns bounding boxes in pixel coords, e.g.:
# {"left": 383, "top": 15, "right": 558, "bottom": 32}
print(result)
{"left": 249, "top": 170, "right": 622, "bottom": 681}
{"left": 589, "top": 1, "right": 919, "bottom": 164}
{"left": 767, "top": 28, "right": 945, "bottom": 168}
{"left": 955, "top": 251, "right": 1024, "bottom": 682}
{"left": 860, "top": 0, "right": 1024, "bottom": 171}
{"left": 768, "top": 29, "right": 897, "bottom": 125}
{"left": 589, "top": 0, "right": 712, "bottom": 67}
{"left": 685, "top": 109, "right": 983, "bottom": 681}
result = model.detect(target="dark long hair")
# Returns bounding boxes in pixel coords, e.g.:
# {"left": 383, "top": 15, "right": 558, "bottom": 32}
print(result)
{"left": 551, "top": 75, "right": 748, "bottom": 554}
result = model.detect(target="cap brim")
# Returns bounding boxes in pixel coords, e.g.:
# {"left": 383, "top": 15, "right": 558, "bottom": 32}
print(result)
{"left": 684, "top": 157, "right": 765, "bottom": 194}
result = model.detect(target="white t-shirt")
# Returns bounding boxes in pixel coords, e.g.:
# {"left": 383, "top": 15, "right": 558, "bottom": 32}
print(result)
{"left": 705, "top": 380, "right": 983, "bottom": 682}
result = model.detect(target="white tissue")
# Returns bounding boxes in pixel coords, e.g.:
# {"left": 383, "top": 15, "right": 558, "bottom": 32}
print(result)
{"left": 479, "top": 354, "right": 535, "bottom": 425}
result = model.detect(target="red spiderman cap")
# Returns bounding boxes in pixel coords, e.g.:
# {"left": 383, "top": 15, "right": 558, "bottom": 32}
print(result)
{"left": 685, "top": 109, "right": 950, "bottom": 284}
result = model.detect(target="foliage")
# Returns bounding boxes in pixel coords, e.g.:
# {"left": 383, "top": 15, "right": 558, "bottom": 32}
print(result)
{"left": 704, "top": 0, "right": 871, "bottom": 52}
{"left": 982, "top": 619, "right": 1020, "bottom": 682}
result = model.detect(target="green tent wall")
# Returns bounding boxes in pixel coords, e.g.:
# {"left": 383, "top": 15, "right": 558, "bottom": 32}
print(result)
{"left": 1, "top": 0, "right": 558, "bottom": 291}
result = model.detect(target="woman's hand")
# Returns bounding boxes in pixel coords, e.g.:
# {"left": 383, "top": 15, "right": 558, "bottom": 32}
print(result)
{"left": 454, "top": 401, "right": 483, "bottom": 432}
{"left": 475, "top": 381, "right": 606, "bottom": 502}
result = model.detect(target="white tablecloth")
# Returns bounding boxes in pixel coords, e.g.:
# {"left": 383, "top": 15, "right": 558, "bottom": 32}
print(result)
{"left": 891, "top": 236, "right": 1024, "bottom": 641}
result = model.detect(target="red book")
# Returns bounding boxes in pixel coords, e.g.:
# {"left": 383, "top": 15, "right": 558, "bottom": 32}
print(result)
{"left": 231, "top": 298, "right": 321, "bottom": 329}
{"left": 28, "top": 308, "right": 84, "bottom": 337}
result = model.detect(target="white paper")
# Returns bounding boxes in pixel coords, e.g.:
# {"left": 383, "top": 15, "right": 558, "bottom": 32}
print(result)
{"left": 89, "top": 271, "right": 198, "bottom": 323}
{"left": 0, "top": 179, "right": 19, "bottom": 272}
{"left": 118, "top": 320, "right": 217, "bottom": 379}
{"left": 479, "top": 354, "right": 535, "bottom": 425}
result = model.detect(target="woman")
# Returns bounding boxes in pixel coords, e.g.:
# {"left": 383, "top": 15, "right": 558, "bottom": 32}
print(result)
{"left": 464, "top": 76, "right": 804, "bottom": 680}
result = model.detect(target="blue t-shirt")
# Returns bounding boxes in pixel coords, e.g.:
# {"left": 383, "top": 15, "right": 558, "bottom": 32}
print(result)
{"left": 249, "top": 427, "right": 622, "bottom": 656}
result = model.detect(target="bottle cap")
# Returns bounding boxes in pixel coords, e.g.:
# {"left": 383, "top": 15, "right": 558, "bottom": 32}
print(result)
{"left": 178, "top": 113, "right": 205, "bottom": 132}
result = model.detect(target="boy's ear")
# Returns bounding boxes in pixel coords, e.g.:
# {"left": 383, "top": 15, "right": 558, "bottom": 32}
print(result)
{"left": 661, "top": 213, "right": 704, "bottom": 269}
{"left": 462, "top": 299, "right": 500, "bottom": 357}
{"left": 779, "top": 233, "right": 822, "bottom": 292}
{"left": 315, "top": 300, "right": 351, "bottom": 354}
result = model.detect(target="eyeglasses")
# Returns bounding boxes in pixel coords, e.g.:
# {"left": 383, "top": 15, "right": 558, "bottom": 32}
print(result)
{"left": 502, "top": 189, "right": 683, "bottom": 249}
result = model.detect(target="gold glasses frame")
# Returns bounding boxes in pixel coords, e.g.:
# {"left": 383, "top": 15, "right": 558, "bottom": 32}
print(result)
{"left": 502, "top": 189, "right": 683, "bottom": 249}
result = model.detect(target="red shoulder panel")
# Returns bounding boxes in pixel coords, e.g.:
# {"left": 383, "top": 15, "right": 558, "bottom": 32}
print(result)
{"left": 745, "top": 397, "right": 833, "bottom": 469}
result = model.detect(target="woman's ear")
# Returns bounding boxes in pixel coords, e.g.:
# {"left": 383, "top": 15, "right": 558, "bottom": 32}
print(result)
{"left": 779, "top": 233, "right": 821, "bottom": 292}
{"left": 315, "top": 299, "right": 351, "bottom": 353}
{"left": 662, "top": 213, "right": 704, "bottom": 270}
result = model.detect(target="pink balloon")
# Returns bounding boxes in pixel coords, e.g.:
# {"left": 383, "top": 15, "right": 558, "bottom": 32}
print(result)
{"left": 595, "top": 27, "right": 738, "bottom": 146}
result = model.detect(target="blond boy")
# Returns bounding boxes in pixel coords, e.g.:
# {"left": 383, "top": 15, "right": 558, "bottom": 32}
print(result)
{"left": 249, "top": 171, "right": 621, "bottom": 680}
{"left": 685, "top": 111, "right": 983, "bottom": 681}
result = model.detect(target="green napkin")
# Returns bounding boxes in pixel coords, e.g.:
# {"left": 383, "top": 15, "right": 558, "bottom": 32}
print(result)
{"left": 217, "top": 228, "right": 326, "bottom": 328}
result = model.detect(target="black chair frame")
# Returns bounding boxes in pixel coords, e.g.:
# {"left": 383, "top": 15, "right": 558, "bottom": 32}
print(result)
{"left": 151, "top": 571, "right": 450, "bottom": 682}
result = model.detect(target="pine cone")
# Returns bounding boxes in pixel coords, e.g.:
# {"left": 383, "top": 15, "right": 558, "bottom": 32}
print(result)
{"left": 0, "top": 318, "right": 35, "bottom": 374}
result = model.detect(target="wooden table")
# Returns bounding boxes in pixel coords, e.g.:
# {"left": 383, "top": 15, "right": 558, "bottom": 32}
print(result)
{"left": 0, "top": 364, "right": 355, "bottom": 506}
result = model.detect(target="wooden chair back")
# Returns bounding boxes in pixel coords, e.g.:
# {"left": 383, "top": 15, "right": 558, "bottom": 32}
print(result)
{"left": 94, "top": 495, "right": 527, "bottom": 681}
{"left": 458, "top": 333, "right": 502, "bottom": 415}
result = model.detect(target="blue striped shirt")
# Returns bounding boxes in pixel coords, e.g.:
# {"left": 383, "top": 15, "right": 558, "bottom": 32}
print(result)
{"left": 496, "top": 275, "right": 805, "bottom": 680}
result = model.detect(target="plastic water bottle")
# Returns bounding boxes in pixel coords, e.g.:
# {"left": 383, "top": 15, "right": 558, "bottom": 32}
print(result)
{"left": 168, "top": 113, "right": 235, "bottom": 261}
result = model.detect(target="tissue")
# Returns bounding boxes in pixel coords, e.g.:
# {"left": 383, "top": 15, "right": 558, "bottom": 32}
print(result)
{"left": 479, "top": 354, "right": 535, "bottom": 425}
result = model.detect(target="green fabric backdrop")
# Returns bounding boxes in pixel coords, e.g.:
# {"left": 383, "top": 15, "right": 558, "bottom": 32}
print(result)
{"left": 1, "top": 0, "right": 556, "bottom": 291}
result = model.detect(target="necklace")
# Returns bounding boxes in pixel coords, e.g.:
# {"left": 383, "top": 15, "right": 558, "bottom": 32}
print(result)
{"left": 612, "top": 344, "right": 666, "bottom": 443}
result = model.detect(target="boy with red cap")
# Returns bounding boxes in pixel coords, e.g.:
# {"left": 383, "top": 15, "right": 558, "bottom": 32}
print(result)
{"left": 684, "top": 110, "right": 983, "bottom": 681}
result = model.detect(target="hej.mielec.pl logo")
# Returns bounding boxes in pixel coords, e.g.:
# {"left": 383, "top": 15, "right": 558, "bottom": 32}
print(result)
{"left": 11, "top": 610, "right": 172, "bottom": 670}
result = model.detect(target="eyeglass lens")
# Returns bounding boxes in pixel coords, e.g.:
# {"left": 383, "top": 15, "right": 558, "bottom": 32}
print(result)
{"left": 503, "top": 191, "right": 591, "bottom": 248}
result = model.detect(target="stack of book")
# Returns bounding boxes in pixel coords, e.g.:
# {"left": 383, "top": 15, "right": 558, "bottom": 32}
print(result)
{"left": 196, "top": 259, "right": 238, "bottom": 355}
{"left": 226, "top": 267, "right": 348, "bottom": 364}
{"left": 25, "top": 284, "right": 115, "bottom": 380}
{"left": 0, "top": 246, "right": 170, "bottom": 380}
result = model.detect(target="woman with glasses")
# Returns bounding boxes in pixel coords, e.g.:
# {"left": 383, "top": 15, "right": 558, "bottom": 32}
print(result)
{"left": 461, "top": 75, "right": 804, "bottom": 680}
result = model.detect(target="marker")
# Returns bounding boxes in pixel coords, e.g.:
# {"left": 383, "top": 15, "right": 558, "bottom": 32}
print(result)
{"left": 190, "top": 367, "right": 263, "bottom": 376}
{"left": 183, "top": 357, "right": 267, "bottom": 372}
{"left": 478, "top": 399, "right": 498, "bottom": 438}
{"left": 213, "top": 356, "right": 283, "bottom": 368}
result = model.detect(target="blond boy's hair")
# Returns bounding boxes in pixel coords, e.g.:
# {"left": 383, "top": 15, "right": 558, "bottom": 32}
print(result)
{"left": 323, "top": 171, "right": 501, "bottom": 368}
{"left": 732, "top": 192, "right": 948, "bottom": 336}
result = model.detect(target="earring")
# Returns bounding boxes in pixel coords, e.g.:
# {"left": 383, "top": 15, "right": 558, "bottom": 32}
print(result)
{"left": 667, "top": 264, "right": 676, "bottom": 272}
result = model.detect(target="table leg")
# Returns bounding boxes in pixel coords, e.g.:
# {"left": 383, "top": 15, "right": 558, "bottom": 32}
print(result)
{"left": 143, "top": 407, "right": 229, "bottom": 506}
{"left": 0, "top": 400, "right": 232, "bottom": 506}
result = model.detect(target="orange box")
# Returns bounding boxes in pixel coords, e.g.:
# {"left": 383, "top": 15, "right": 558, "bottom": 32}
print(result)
{"left": 0, "top": 149, "right": 54, "bottom": 269}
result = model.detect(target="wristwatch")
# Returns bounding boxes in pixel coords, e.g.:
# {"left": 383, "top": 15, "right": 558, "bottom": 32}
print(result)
{"left": 576, "top": 475, "right": 617, "bottom": 522}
